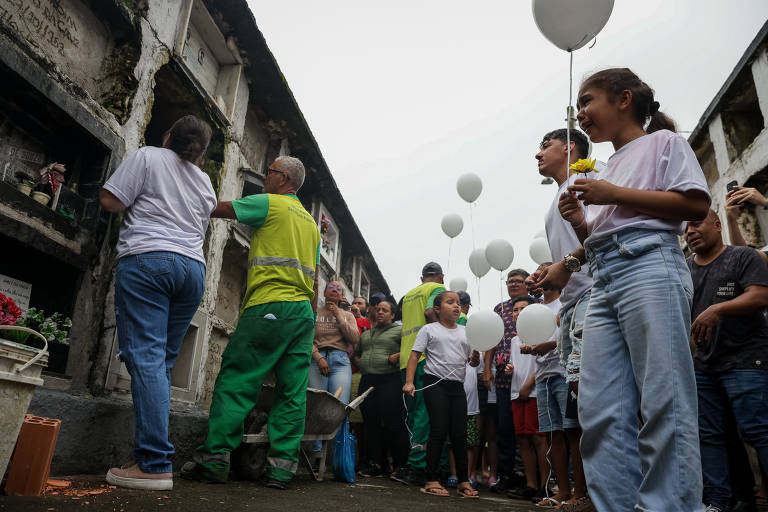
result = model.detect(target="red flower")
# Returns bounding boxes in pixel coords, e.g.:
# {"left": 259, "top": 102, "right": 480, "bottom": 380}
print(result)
{"left": 0, "top": 292, "right": 22, "bottom": 325}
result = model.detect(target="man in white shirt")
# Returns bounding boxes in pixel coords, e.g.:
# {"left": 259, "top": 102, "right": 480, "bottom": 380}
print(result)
{"left": 529, "top": 129, "right": 596, "bottom": 511}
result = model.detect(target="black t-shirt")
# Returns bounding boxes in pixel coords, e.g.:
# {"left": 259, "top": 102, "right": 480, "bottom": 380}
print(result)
{"left": 688, "top": 245, "right": 768, "bottom": 372}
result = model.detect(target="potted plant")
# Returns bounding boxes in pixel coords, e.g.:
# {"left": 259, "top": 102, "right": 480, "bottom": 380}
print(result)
{"left": 14, "top": 172, "right": 36, "bottom": 196}
{"left": 0, "top": 293, "right": 49, "bottom": 477}
{"left": 15, "top": 308, "right": 70, "bottom": 374}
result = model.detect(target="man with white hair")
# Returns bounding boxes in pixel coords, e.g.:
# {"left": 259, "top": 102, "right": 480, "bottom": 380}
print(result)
{"left": 182, "top": 156, "right": 321, "bottom": 489}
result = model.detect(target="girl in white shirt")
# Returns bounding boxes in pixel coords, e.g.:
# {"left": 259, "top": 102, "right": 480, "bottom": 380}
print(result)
{"left": 555, "top": 68, "right": 710, "bottom": 512}
{"left": 403, "top": 291, "right": 480, "bottom": 498}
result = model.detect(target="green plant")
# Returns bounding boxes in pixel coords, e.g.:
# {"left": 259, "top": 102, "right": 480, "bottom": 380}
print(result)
{"left": 16, "top": 308, "right": 72, "bottom": 347}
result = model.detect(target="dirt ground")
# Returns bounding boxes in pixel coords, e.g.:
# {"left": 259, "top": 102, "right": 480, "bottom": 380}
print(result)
{"left": 0, "top": 474, "right": 546, "bottom": 512}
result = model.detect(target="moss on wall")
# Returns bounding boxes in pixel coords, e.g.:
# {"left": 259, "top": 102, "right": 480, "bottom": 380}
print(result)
{"left": 100, "top": 42, "right": 140, "bottom": 124}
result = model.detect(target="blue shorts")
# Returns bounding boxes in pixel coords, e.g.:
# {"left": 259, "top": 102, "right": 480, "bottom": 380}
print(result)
{"left": 536, "top": 375, "right": 579, "bottom": 431}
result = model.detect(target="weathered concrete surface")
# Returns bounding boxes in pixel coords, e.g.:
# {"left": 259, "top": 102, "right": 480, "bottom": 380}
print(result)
{"left": 28, "top": 388, "right": 209, "bottom": 475}
{"left": 0, "top": 474, "right": 546, "bottom": 512}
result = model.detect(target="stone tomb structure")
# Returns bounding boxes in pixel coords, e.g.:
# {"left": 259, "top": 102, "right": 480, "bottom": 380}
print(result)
{"left": 0, "top": 0, "right": 390, "bottom": 474}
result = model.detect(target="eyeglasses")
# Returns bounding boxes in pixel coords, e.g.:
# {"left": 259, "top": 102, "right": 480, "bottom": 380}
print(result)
{"left": 327, "top": 285, "right": 342, "bottom": 291}
{"left": 507, "top": 279, "right": 525, "bottom": 285}
{"left": 266, "top": 167, "right": 286, "bottom": 177}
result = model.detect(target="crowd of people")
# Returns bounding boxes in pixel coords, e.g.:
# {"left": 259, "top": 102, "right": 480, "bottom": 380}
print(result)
{"left": 98, "top": 66, "right": 768, "bottom": 512}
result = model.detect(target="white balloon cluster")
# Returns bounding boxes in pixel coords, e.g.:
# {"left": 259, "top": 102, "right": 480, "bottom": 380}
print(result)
{"left": 441, "top": 213, "right": 463, "bottom": 238}
{"left": 468, "top": 248, "right": 490, "bottom": 278}
{"left": 456, "top": 173, "right": 483, "bottom": 203}
{"left": 465, "top": 309, "right": 505, "bottom": 352}
{"left": 532, "top": 0, "right": 615, "bottom": 52}
{"left": 516, "top": 303, "right": 557, "bottom": 346}
{"left": 448, "top": 277, "right": 468, "bottom": 292}
{"left": 529, "top": 232, "right": 553, "bottom": 265}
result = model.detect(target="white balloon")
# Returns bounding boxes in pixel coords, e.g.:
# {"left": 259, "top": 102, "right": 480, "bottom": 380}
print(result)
{"left": 457, "top": 173, "right": 483, "bottom": 203}
{"left": 449, "top": 277, "right": 468, "bottom": 292}
{"left": 468, "top": 248, "right": 491, "bottom": 278}
{"left": 534, "top": 229, "right": 547, "bottom": 239}
{"left": 485, "top": 239, "right": 515, "bottom": 271}
{"left": 465, "top": 310, "right": 505, "bottom": 352}
{"left": 441, "top": 213, "right": 464, "bottom": 238}
{"left": 516, "top": 303, "right": 558, "bottom": 346}
{"left": 532, "top": 0, "right": 614, "bottom": 52}
{"left": 529, "top": 237, "right": 553, "bottom": 265}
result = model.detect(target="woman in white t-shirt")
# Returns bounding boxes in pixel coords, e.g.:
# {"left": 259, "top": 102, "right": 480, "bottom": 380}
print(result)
{"left": 100, "top": 116, "right": 217, "bottom": 491}
{"left": 403, "top": 291, "right": 480, "bottom": 498}
{"left": 555, "top": 68, "right": 710, "bottom": 511}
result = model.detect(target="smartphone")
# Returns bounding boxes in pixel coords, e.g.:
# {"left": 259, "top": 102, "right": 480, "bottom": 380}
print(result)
{"left": 727, "top": 180, "right": 738, "bottom": 192}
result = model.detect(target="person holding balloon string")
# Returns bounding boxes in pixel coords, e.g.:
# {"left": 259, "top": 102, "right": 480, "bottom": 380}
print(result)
{"left": 539, "top": 68, "right": 710, "bottom": 512}
{"left": 391, "top": 262, "right": 447, "bottom": 487}
{"left": 528, "top": 127, "right": 597, "bottom": 511}
{"left": 403, "top": 291, "right": 481, "bottom": 498}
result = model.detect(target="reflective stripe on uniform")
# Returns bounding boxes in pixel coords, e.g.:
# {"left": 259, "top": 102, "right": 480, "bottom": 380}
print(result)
{"left": 249, "top": 256, "right": 316, "bottom": 280}
{"left": 267, "top": 457, "right": 298, "bottom": 473}
{"left": 402, "top": 326, "right": 422, "bottom": 338}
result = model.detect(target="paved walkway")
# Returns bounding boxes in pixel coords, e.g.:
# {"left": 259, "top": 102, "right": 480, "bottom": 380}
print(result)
{"left": 0, "top": 474, "right": 543, "bottom": 511}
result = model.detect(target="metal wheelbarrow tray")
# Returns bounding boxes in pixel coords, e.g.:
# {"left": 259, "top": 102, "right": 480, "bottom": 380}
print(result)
{"left": 241, "top": 385, "right": 373, "bottom": 480}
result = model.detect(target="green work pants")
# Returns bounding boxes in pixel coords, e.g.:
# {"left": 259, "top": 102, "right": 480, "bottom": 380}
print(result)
{"left": 196, "top": 302, "right": 314, "bottom": 482}
{"left": 402, "top": 360, "right": 430, "bottom": 471}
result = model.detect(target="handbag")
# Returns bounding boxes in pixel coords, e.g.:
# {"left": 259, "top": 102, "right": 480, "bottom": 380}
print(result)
{"left": 332, "top": 418, "right": 355, "bottom": 483}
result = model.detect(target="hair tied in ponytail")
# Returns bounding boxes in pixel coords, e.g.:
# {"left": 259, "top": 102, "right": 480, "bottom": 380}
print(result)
{"left": 650, "top": 101, "right": 660, "bottom": 115}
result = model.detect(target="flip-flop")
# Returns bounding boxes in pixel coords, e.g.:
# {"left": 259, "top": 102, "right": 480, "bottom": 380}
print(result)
{"left": 536, "top": 496, "right": 563, "bottom": 508}
{"left": 420, "top": 485, "right": 449, "bottom": 497}
{"left": 458, "top": 486, "right": 479, "bottom": 499}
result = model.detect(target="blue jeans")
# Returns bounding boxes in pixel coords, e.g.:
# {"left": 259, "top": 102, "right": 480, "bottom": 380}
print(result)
{"left": 558, "top": 289, "right": 591, "bottom": 384}
{"left": 579, "top": 229, "right": 703, "bottom": 512}
{"left": 697, "top": 369, "right": 768, "bottom": 510}
{"left": 115, "top": 251, "right": 205, "bottom": 473}
{"left": 536, "top": 375, "right": 578, "bottom": 432}
{"left": 308, "top": 348, "right": 352, "bottom": 451}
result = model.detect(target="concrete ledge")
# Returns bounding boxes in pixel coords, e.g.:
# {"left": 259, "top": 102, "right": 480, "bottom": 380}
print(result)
{"left": 28, "top": 388, "right": 209, "bottom": 475}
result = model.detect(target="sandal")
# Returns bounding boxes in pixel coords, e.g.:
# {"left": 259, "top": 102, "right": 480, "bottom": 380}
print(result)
{"left": 536, "top": 496, "right": 563, "bottom": 508}
{"left": 458, "top": 483, "right": 479, "bottom": 499}
{"left": 559, "top": 496, "right": 596, "bottom": 512}
{"left": 420, "top": 483, "right": 450, "bottom": 497}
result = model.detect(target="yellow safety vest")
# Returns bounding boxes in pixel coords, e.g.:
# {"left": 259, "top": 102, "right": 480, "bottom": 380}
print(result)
{"left": 400, "top": 281, "right": 444, "bottom": 369}
{"left": 241, "top": 194, "right": 320, "bottom": 312}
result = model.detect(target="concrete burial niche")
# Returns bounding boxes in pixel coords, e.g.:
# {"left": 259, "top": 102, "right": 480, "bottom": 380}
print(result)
{"left": 143, "top": 61, "right": 226, "bottom": 194}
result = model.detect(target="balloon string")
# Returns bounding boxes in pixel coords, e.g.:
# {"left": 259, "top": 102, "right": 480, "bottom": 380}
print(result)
{"left": 476, "top": 276, "right": 481, "bottom": 309}
{"left": 567, "top": 50, "right": 573, "bottom": 189}
{"left": 447, "top": 238, "right": 453, "bottom": 275}
{"left": 499, "top": 270, "right": 504, "bottom": 317}
{"left": 469, "top": 202, "right": 477, "bottom": 250}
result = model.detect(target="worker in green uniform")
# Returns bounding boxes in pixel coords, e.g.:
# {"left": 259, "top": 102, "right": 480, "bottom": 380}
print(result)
{"left": 457, "top": 290, "right": 471, "bottom": 326}
{"left": 389, "top": 262, "right": 446, "bottom": 486}
{"left": 181, "top": 156, "right": 321, "bottom": 489}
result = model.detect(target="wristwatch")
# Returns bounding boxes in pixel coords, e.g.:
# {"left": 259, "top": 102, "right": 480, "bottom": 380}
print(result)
{"left": 563, "top": 253, "right": 582, "bottom": 273}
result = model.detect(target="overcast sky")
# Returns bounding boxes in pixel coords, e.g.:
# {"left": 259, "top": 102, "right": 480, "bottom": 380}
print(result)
{"left": 246, "top": 0, "right": 768, "bottom": 307}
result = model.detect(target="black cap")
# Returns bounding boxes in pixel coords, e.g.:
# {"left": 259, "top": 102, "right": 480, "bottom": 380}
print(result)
{"left": 369, "top": 292, "right": 386, "bottom": 306}
{"left": 457, "top": 290, "right": 471, "bottom": 306}
{"left": 422, "top": 262, "right": 443, "bottom": 276}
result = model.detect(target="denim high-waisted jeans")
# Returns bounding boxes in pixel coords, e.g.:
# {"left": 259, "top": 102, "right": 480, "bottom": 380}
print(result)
{"left": 115, "top": 251, "right": 205, "bottom": 473}
{"left": 578, "top": 229, "right": 703, "bottom": 512}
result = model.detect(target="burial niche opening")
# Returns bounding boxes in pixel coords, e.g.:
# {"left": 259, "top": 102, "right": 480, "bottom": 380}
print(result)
{"left": 144, "top": 63, "right": 225, "bottom": 194}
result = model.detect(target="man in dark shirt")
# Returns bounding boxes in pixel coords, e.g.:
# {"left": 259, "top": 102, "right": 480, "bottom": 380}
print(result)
{"left": 685, "top": 210, "right": 768, "bottom": 512}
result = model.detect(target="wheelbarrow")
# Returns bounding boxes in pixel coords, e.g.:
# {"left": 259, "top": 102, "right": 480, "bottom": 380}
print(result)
{"left": 241, "top": 384, "right": 373, "bottom": 481}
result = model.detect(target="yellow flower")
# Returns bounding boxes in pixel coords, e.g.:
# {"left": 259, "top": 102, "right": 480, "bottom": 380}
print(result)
{"left": 569, "top": 158, "right": 598, "bottom": 174}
